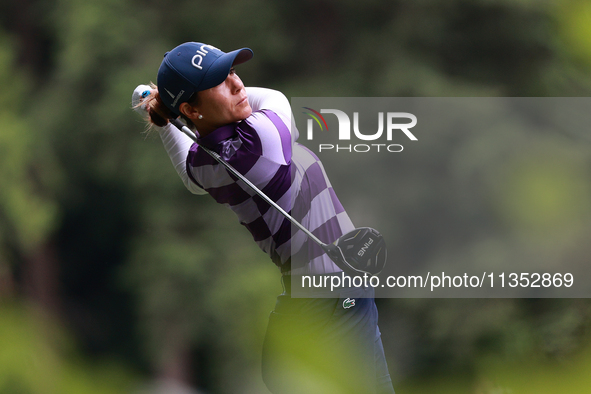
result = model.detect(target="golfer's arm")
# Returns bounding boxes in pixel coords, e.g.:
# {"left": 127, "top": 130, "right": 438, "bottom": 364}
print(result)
{"left": 158, "top": 124, "right": 207, "bottom": 195}
{"left": 246, "top": 87, "right": 299, "bottom": 142}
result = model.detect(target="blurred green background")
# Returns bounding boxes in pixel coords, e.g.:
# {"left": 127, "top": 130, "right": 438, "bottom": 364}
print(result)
{"left": 1, "top": 0, "right": 591, "bottom": 393}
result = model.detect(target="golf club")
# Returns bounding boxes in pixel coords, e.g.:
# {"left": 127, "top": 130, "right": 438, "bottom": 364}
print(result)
{"left": 170, "top": 118, "right": 387, "bottom": 276}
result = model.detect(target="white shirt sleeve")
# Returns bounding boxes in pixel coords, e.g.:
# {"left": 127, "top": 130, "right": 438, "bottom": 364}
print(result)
{"left": 246, "top": 87, "right": 299, "bottom": 142}
{"left": 158, "top": 124, "right": 208, "bottom": 195}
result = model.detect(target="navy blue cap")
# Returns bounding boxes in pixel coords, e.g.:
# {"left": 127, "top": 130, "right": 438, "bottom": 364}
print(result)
{"left": 157, "top": 42, "right": 253, "bottom": 115}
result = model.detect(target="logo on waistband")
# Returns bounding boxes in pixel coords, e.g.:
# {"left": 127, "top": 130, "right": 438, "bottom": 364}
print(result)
{"left": 343, "top": 298, "right": 356, "bottom": 309}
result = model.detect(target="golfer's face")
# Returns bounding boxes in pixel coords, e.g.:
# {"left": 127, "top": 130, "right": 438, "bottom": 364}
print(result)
{"left": 198, "top": 69, "right": 252, "bottom": 127}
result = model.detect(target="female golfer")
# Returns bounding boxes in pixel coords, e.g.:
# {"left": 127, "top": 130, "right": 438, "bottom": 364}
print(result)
{"left": 132, "top": 42, "right": 395, "bottom": 394}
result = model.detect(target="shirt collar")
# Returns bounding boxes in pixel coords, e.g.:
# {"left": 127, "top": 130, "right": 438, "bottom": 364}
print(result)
{"left": 197, "top": 122, "right": 239, "bottom": 150}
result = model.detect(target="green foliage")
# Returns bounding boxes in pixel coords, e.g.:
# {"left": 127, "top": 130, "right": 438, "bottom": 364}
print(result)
{"left": 0, "top": 303, "right": 137, "bottom": 394}
{"left": 0, "top": 33, "right": 60, "bottom": 253}
{"left": 398, "top": 341, "right": 591, "bottom": 393}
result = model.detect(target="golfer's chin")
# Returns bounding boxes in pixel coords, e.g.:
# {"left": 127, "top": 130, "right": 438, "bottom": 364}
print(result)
{"left": 236, "top": 105, "right": 253, "bottom": 121}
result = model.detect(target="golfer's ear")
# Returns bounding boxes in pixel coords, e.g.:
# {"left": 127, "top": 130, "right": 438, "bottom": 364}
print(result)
{"left": 179, "top": 102, "right": 200, "bottom": 119}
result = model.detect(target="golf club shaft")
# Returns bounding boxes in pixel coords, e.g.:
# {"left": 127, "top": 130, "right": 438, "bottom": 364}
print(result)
{"left": 170, "top": 118, "right": 328, "bottom": 248}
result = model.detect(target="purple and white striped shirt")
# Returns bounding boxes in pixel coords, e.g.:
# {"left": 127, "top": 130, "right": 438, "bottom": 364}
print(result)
{"left": 159, "top": 88, "right": 354, "bottom": 275}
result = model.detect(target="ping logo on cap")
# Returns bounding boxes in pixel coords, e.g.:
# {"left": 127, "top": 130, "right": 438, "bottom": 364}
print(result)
{"left": 191, "top": 44, "right": 219, "bottom": 70}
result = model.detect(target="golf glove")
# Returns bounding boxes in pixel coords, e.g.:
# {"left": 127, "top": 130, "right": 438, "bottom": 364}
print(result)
{"left": 132, "top": 84, "right": 153, "bottom": 114}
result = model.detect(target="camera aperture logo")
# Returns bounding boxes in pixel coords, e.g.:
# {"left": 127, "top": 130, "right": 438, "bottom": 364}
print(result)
{"left": 302, "top": 107, "right": 417, "bottom": 153}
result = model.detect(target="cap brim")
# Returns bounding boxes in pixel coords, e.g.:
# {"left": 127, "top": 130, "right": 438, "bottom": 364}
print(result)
{"left": 231, "top": 48, "right": 254, "bottom": 66}
{"left": 199, "top": 48, "right": 253, "bottom": 91}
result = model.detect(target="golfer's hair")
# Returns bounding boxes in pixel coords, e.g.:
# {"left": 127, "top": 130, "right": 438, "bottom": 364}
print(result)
{"left": 140, "top": 83, "right": 174, "bottom": 127}
{"left": 141, "top": 83, "right": 200, "bottom": 130}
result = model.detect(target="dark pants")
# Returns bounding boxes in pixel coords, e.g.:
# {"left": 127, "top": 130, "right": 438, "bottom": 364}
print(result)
{"left": 262, "top": 276, "right": 395, "bottom": 394}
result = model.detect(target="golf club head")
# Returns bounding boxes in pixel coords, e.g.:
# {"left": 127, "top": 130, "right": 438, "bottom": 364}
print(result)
{"left": 325, "top": 227, "right": 387, "bottom": 276}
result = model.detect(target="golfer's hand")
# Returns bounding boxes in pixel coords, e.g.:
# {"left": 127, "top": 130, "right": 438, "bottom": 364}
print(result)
{"left": 132, "top": 84, "right": 153, "bottom": 114}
